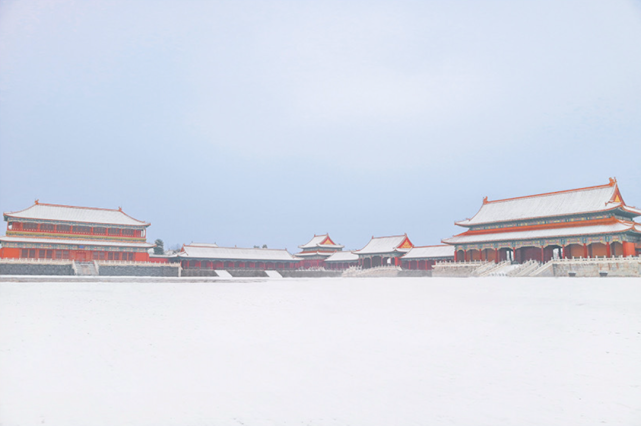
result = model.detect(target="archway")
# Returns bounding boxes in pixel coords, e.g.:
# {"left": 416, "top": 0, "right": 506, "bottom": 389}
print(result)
{"left": 543, "top": 245, "right": 562, "bottom": 262}
{"left": 363, "top": 258, "right": 372, "bottom": 269}
{"left": 497, "top": 248, "right": 513, "bottom": 262}
{"left": 456, "top": 250, "right": 465, "bottom": 262}
{"left": 372, "top": 256, "right": 382, "bottom": 267}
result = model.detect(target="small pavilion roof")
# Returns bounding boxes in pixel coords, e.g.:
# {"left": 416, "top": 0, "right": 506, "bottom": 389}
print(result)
{"left": 4, "top": 201, "right": 149, "bottom": 227}
{"left": 0, "top": 236, "right": 154, "bottom": 248}
{"left": 325, "top": 251, "right": 359, "bottom": 262}
{"left": 443, "top": 221, "right": 638, "bottom": 245}
{"left": 402, "top": 245, "right": 455, "bottom": 260}
{"left": 456, "top": 179, "right": 640, "bottom": 227}
{"left": 178, "top": 244, "right": 296, "bottom": 262}
{"left": 354, "top": 234, "right": 413, "bottom": 255}
{"left": 298, "top": 234, "right": 344, "bottom": 249}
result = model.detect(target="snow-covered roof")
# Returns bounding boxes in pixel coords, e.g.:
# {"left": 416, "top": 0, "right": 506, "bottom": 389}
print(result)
{"left": 354, "top": 235, "right": 413, "bottom": 255}
{"left": 179, "top": 244, "right": 296, "bottom": 261}
{"left": 325, "top": 251, "right": 359, "bottom": 262}
{"left": 456, "top": 181, "right": 639, "bottom": 227}
{"left": 294, "top": 251, "right": 336, "bottom": 258}
{"left": 402, "top": 245, "right": 455, "bottom": 259}
{"left": 443, "top": 222, "right": 637, "bottom": 245}
{"left": 0, "top": 236, "right": 154, "bottom": 248}
{"left": 298, "top": 234, "right": 344, "bottom": 249}
{"left": 4, "top": 202, "right": 149, "bottom": 226}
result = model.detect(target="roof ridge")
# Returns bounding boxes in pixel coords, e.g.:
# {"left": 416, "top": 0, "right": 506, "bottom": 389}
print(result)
{"left": 485, "top": 181, "right": 614, "bottom": 205}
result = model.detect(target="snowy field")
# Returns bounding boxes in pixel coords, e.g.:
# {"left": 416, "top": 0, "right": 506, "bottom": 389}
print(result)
{"left": 1, "top": 277, "right": 640, "bottom": 426}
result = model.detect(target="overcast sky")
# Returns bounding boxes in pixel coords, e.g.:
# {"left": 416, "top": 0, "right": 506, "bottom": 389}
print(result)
{"left": 1, "top": 0, "right": 640, "bottom": 251}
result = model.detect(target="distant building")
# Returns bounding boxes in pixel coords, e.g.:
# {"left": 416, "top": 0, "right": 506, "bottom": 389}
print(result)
{"left": 0, "top": 201, "right": 154, "bottom": 261}
{"left": 177, "top": 243, "right": 299, "bottom": 270}
{"left": 354, "top": 234, "right": 414, "bottom": 268}
{"left": 443, "top": 179, "right": 641, "bottom": 263}
{"left": 324, "top": 251, "right": 359, "bottom": 270}
{"left": 401, "top": 245, "right": 455, "bottom": 270}
{"left": 295, "top": 234, "right": 344, "bottom": 268}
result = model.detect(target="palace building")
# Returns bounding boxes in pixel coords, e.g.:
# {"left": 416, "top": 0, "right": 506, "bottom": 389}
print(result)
{"left": 354, "top": 234, "right": 414, "bottom": 268}
{"left": 324, "top": 251, "right": 359, "bottom": 270}
{"left": 177, "top": 243, "right": 299, "bottom": 271}
{"left": 295, "top": 234, "right": 344, "bottom": 268}
{"left": 400, "top": 245, "right": 455, "bottom": 270}
{"left": 0, "top": 201, "right": 154, "bottom": 262}
{"left": 442, "top": 179, "right": 641, "bottom": 263}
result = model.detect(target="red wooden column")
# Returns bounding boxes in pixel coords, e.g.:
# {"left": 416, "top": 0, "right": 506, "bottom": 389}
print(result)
{"left": 464, "top": 250, "right": 469, "bottom": 262}
{"left": 583, "top": 244, "right": 589, "bottom": 258}
{"left": 512, "top": 247, "right": 517, "bottom": 263}
{"left": 540, "top": 247, "right": 545, "bottom": 262}
{"left": 479, "top": 249, "right": 485, "bottom": 262}
{"left": 454, "top": 250, "right": 458, "bottom": 262}
{"left": 606, "top": 243, "right": 612, "bottom": 258}
{"left": 494, "top": 248, "right": 499, "bottom": 263}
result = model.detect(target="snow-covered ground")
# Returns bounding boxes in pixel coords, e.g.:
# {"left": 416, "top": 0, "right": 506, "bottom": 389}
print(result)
{"left": 1, "top": 277, "right": 640, "bottom": 426}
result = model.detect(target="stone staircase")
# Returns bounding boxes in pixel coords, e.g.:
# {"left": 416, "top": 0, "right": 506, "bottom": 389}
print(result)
{"left": 73, "top": 261, "right": 99, "bottom": 276}
{"left": 511, "top": 260, "right": 541, "bottom": 277}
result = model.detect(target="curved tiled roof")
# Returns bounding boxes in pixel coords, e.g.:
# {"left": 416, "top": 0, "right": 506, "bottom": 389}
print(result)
{"left": 4, "top": 202, "right": 149, "bottom": 226}
{"left": 325, "top": 251, "right": 359, "bottom": 262}
{"left": 354, "top": 235, "right": 412, "bottom": 255}
{"left": 443, "top": 222, "right": 636, "bottom": 245}
{"left": 0, "top": 236, "right": 154, "bottom": 248}
{"left": 456, "top": 181, "right": 638, "bottom": 227}
{"left": 402, "top": 245, "right": 455, "bottom": 259}
{"left": 178, "top": 244, "right": 296, "bottom": 261}
{"left": 298, "top": 234, "right": 344, "bottom": 249}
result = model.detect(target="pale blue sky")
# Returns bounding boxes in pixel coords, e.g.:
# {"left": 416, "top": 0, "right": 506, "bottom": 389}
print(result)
{"left": 1, "top": 0, "right": 640, "bottom": 251}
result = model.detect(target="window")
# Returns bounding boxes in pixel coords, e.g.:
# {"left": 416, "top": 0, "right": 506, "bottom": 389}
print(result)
{"left": 56, "top": 251, "right": 63, "bottom": 259}
{"left": 40, "top": 224, "right": 55, "bottom": 232}
{"left": 93, "top": 252, "right": 105, "bottom": 260}
{"left": 21, "top": 249, "right": 28, "bottom": 258}
{"left": 122, "top": 229, "right": 134, "bottom": 237}
{"left": 93, "top": 227, "right": 106, "bottom": 235}
{"left": 73, "top": 226, "right": 91, "bottom": 234}
{"left": 108, "top": 228, "right": 121, "bottom": 236}
{"left": 57, "top": 224, "right": 71, "bottom": 233}
{"left": 38, "top": 249, "right": 46, "bottom": 259}
{"left": 113, "top": 253, "right": 120, "bottom": 261}
{"left": 62, "top": 250, "right": 70, "bottom": 259}
{"left": 46, "top": 250, "right": 53, "bottom": 259}
{"left": 23, "top": 222, "right": 38, "bottom": 231}
{"left": 29, "top": 249, "right": 36, "bottom": 258}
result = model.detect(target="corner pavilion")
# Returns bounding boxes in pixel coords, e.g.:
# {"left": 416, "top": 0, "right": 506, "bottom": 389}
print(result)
{"left": 442, "top": 179, "right": 641, "bottom": 263}
{"left": 0, "top": 201, "right": 154, "bottom": 262}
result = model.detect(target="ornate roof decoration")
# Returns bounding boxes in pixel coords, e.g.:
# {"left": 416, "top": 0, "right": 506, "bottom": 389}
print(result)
{"left": 4, "top": 202, "right": 149, "bottom": 227}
